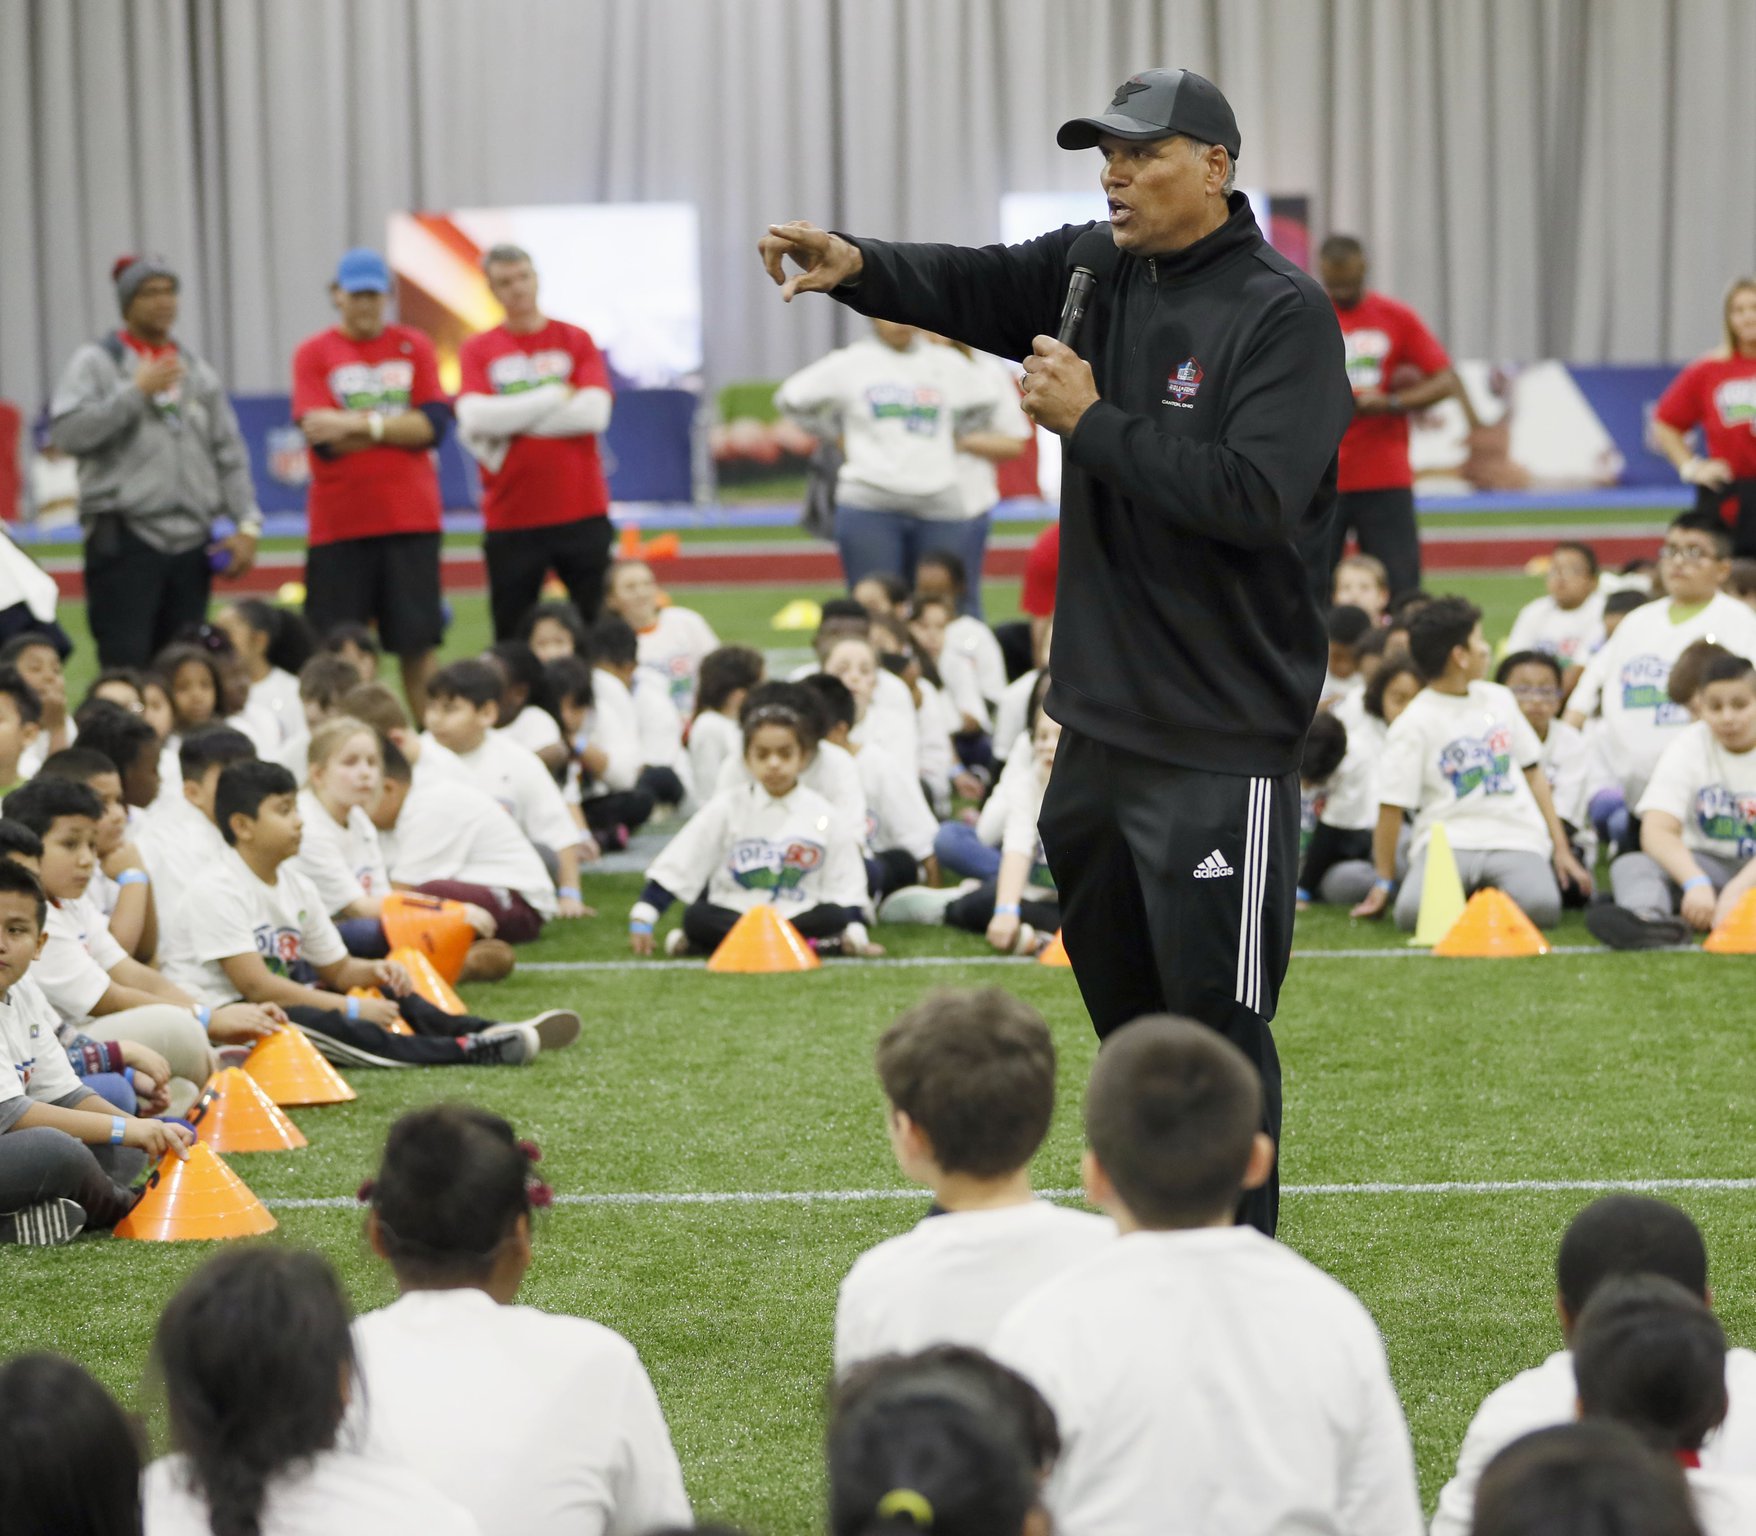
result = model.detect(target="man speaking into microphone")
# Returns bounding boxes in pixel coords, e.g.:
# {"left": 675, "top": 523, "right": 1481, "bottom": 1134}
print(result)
{"left": 760, "top": 69, "right": 1351, "bottom": 1234}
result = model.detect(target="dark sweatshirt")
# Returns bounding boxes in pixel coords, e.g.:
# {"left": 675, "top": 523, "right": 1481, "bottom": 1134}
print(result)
{"left": 836, "top": 194, "right": 1353, "bottom": 777}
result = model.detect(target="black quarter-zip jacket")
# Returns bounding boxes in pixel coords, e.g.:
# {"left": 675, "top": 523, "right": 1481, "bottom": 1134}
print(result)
{"left": 835, "top": 194, "right": 1353, "bottom": 777}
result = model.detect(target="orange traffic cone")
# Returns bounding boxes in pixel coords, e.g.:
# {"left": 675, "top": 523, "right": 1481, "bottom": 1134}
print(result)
{"left": 380, "top": 892, "right": 475, "bottom": 982}
{"left": 1037, "top": 929, "right": 1072, "bottom": 967}
{"left": 187, "top": 1069, "right": 307, "bottom": 1153}
{"left": 1432, "top": 888, "right": 1551, "bottom": 957}
{"left": 243, "top": 1026, "right": 356, "bottom": 1106}
{"left": 113, "top": 1142, "right": 277, "bottom": 1242}
{"left": 389, "top": 946, "right": 467, "bottom": 1014}
{"left": 644, "top": 531, "right": 680, "bottom": 561}
{"left": 1704, "top": 888, "right": 1756, "bottom": 953}
{"left": 617, "top": 524, "right": 641, "bottom": 558}
{"left": 706, "top": 904, "right": 821, "bottom": 973}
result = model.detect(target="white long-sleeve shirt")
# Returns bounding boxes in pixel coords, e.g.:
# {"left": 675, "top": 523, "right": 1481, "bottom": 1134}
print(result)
{"left": 991, "top": 1227, "right": 1422, "bottom": 1536}
{"left": 853, "top": 742, "right": 937, "bottom": 861}
{"left": 848, "top": 669, "right": 920, "bottom": 783}
{"left": 636, "top": 607, "right": 718, "bottom": 720}
{"left": 952, "top": 350, "right": 1033, "bottom": 516}
{"left": 714, "top": 739, "right": 867, "bottom": 838}
{"left": 775, "top": 335, "right": 992, "bottom": 516}
{"left": 581, "top": 670, "right": 643, "bottom": 795}
{"left": 1429, "top": 1346, "right": 1756, "bottom": 1536}
{"left": 352, "top": 1289, "right": 691, "bottom": 1536}
{"left": 456, "top": 385, "right": 613, "bottom": 474}
{"left": 645, "top": 780, "right": 866, "bottom": 915}
{"left": 1569, "top": 593, "right": 1756, "bottom": 804}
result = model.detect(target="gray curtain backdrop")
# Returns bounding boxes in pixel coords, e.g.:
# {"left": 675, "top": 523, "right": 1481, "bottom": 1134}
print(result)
{"left": 2, "top": 0, "right": 1752, "bottom": 411}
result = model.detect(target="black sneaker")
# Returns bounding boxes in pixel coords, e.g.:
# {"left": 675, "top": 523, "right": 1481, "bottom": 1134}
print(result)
{"left": 1585, "top": 905, "right": 1694, "bottom": 951}
{"left": 0, "top": 1198, "right": 86, "bottom": 1246}
{"left": 466, "top": 1023, "right": 540, "bottom": 1065}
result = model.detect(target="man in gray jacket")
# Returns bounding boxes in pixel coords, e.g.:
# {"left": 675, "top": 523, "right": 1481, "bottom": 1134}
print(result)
{"left": 50, "top": 256, "right": 262, "bottom": 667}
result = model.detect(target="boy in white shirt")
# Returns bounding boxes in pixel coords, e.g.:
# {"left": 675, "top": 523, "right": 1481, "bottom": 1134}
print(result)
{"left": 1565, "top": 512, "right": 1756, "bottom": 807}
{"left": 1572, "top": 1275, "right": 1756, "bottom": 1536}
{"left": 604, "top": 558, "right": 718, "bottom": 721}
{"left": 1429, "top": 1194, "right": 1756, "bottom": 1536}
{"left": 0, "top": 858, "right": 192, "bottom": 1243}
{"left": 371, "top": 739, "right": 560, "bottom": 944}
{"left": 990, "top": 1016, "right": 1422, "bottom": 1536}
{"left": 1589, "top": 652, "right": 1756, "bottom": 949}
{"left": 339, "top": 681, "right": 464, "bottom": 789}
{"left": 589, "top": 616, "right": 688, "bottom": 811}
{"left": 572, "top": 617, "right": 657, "bottom": 837}
{"left": 165, "top": 760, "right": 577, "bottom": 1070}
{"left": 423, "top": 659, "right": 590, "bottom": 918}
{"left": 1350, "top": 597, "right": 1591, "bottom": 930}
{"left": 137, "top": 727, "right": 260, "bottom": 927}
{"left": 1507, "top": 540, "right": 1607, "bottom": 674}
{"left": 1498, "top": 650, "right": 1593, "bottom": 885}
{"left": 915, "top": 549, "right": 1008, "bottom": 701}
{"left": 686, "top": 645, "right": 764, "bottom": 801}
{"left": 834, "top": 987, "right": 1113, "bottom": 1374}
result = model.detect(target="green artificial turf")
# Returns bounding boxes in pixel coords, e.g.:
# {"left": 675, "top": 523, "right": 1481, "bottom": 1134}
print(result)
{"left": 17, "top": 545, "right": 1740, "bottom": 1534}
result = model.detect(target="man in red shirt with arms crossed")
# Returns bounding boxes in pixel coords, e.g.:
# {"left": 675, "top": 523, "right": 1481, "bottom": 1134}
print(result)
{"left": 456, "top": 245, "right": 616, "bottom": 641}
{"left": 293, "top": 248, "right": 452, "bottom": 716}
{"left": 1652, "top": 277, "right": 1756, "bottom": 556}
{"left": 1318, "top": 234, "right": 1463, "bottom": 603}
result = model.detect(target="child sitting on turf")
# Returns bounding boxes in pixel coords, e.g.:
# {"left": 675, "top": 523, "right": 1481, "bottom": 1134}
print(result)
{"left": 933, "top": 670, "right": 1053, "bottom": 884}
{"left": 213, "top": 598, "right": 314, "bottom": 752}
{"left": 82, "top": 665, "right": 148, "bottom": 718}
{"left": 915, "top": 550, "right": 1008, "bottom": 712}
{"left": 520, "top": 599, "right": 589, "bottom": 664}
{"left": 990, "top": 1016, "right": 1422, "bottom": 1536}
{"left": 341, "top": 680, "right": 463, "bottom": 788}
{"left": 1565, "top": 512, "right": 1756, "bottom": 809}
{"left": 1299, "top": 659, "right": 1421, "bottom": 908}
{"left": 1333, "top": 552, "right": 1392, "bottom": 625}
{"left": 1351, "top": 597, "right": 1591, "bottom": 929}
{"left": 1321, "top": 603, "right": 1373, "bottom": 707}
{"left": 423, "top": 659, "right": 591, "bottom": 918}
{"left": 485, "top": 639, "right": 569, "bottom": 774}
{"left": 0, "top": 1355, "right": 146, "bottom": 1527}
{"left": 710, "top": 681, "right": 870, "bottom": 834}
{"left": 910, "top": 591, "right": 990, "bottom": 752}
{"left": 145, "top": 1247, "right": 481, "bottom": 1536}
{"left": 1589, "top": 653, "right": 1756, "bottom": 949}
{"left": 321, "top": 620, "right": 382, "bottom": 681}
{"left": 134, "top": 726, "right": 257, "bottom": 922}
{"left": 851, "top": 571, "right": 910, "bottom": 620}
{"left": 1506, "top": 541, "right": 1607, "bottom": 674}
{"left": 162, "top": 760, "right": 574, "bottom": 1068}
{"left": 587, "top": 613, "right": 690, "bottom": 812}
{"left": 884, "top": 709, "right": 1060, "bottom": 956}
{"left": 263, "top": 652, "right": 363, "bottom": 780}
{"left": 372, "top": 738, "right": 562, "bottom": 943}
{"left": 1472, "top": 1424, "right": 1699, "bottom": 1536}
{"left": 605, "top": 558, "right": 719, "bottom": 721}
{"left": 629, "top": 697, "right": 878, "bottom": 957}
{"left": 1, "top": 633, "right": 69, "bottom": 777}
{"left": 0, "top": 858, "right": 193, "bottom": 1244}
{"left": 833, "top": 987, "right": 1114, "bottom": 1373}
{"left": 1428, "top": 1194, "right": 1756, "bottom": 1536}
{"left": 687, "top": 645, "right": 765, "bottom": 799}
{"left": 1498, "top": 650, "right": 1591, "bottom": 867}
{"left": 353, "top": 1104, "right": 693, "bottom": 1536}
{"left": 813, "top": 618, "right": 920, "bottom": 779}
{"left": 35, "top": 743, "right": 158, "bottom": 963}
{"left": 871, "top": 613, "right": 958, "bottom": 807}
{"left": 803, "top": 671, "right": 937, "bottom": 898}
{"left": 571, "top": 616, "right": 660, "bottom": 835}
{"left": 0, "top": 666, "right": 41, "bottom": 799}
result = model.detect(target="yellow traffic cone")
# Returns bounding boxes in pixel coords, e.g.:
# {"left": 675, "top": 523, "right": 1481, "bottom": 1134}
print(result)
{"left": 1407, "top": 824, "right": 1467, "bottom": 948}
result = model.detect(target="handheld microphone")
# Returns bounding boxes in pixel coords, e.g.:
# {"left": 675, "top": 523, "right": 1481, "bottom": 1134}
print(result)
{"left": 1056, "top": 267, "right": 1096, "bottom": 348}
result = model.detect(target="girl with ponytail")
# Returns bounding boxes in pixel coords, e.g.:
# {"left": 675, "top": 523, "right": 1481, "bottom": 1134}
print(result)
{"left": 350, "top": 1104, "right": 691, "bottom": 1536}
{"left": 214, "top": 600, "right": 316, "bottom": 752}
{"left": 142, "top": 1245, "right": 477, "bottom": 1536}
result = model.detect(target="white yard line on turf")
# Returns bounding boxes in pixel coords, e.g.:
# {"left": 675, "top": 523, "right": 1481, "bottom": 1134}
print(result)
{"left": 519, "top": 945, "right": 1656, "bottom": 973}
{"left": 263, "top": 1176, "right": 1756, "bottom": 1212}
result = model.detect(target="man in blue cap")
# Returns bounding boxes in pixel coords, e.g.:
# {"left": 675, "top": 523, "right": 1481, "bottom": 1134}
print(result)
{"left": 292, "top": 248, "right": 452, "bottom": 715}
{"left": 759, "top": 69, "right": 1353, "bottom": 1235}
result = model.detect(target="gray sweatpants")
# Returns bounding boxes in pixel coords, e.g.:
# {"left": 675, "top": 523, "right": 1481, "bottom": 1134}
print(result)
{"left": 0, "top": 1126, "right": 144, "bottom": 1229}
{"left": 1395, "top": 847, "right": 1562, "bottom": 931}
{"left": 83, "top": 1004, "right": 217, "bottom": 1116}
{"left": 1609, "top": 851, "right": 1740, "bottom": 919}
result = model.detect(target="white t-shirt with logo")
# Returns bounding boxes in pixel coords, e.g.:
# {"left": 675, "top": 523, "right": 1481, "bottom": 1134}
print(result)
{"left": 137, "top": 795, "right": 231, "bottom": 928}
{"left": 1506, "top": 591, "right": 1607, "bottom": 668}
{"left": 1638, "top": 721, "right": 1756, "bottom": 862}
{"left": 0, "top": 976, "right": 86, "bottom": 1123}
{"left": 292, "top": 790, "right": 391, "bottom": 918}
{"left": 1377, "top": 681, "right": 1549, "bottom": 858}
{"left": 1570, "top": 593, "right": 1756, "bottom": 803}
{"left": 35, "top": 892, "right": 129, "bottom": 1030}
{"left": 444, "top": 732, "right": 580, "bottom": 855}
{"left": 636, "top": 606, "right": 718, "bottom": 720}
{"left": 164, "top": 851, "right": 347, "bottom": 1011}
{"left": 381, "top": 778, "right": 558, "bottom": 920}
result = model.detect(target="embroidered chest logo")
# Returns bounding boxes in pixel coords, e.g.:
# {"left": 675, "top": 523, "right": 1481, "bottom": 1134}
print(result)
{"left": 1164, "top": 356, "right": 1204, "bottom": 409}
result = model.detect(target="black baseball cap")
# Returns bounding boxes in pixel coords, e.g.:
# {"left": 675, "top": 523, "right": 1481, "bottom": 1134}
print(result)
{"left": 1057, "top": 69, "right": 1241, "bottom": 159}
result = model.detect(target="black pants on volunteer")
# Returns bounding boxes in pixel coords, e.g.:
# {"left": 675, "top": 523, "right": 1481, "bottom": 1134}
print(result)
{"left": 1697, "top": 480, "right": 1756, "bottom": 559}
{"left": 85, "top": 519, "right": 213, "bottom": 668}
{"left": 1328, "top": 486, "right": 1421, "bottom": 602}
{"left": 484, "top": 515, "right": 616, "bottom": 641}
{"left": 1039, "top": 729, "right": 1299, "bottom": 1237}
{"left": 305, "top": 531, "right": 444, "bottom": 656}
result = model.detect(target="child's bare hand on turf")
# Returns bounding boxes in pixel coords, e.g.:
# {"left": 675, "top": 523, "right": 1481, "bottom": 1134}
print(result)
{"left": 1682, "top": 883, "right": 1718, "bottom": 931}
{"left": 986, "top": 912, "right": 1021, "bottom": 952}
{"left": 845, "top": 934, "right": 886, "bottom": 958}
{"left": 629, "top": 929, "right": 654, "bottom": 957}
{"left": 209, "top": 1002, "right": 281, "bottom": 1041}
{"left": 125, "top": 1118, "right": 194, "bottom": 1161}
{"left": 374, "top": 959, "right": 414, "bottom": 996}
{"left": 557, "top": 894, "right": 596, "bottom": 920}
{"left": 1351, "top": 885, "right": 1390, "bottom": 920}
{"left": 1554, "top": 848, "right": 1593, "bottom": 897}
{"left": 461, "top": 902, "right": 498, "bottom": 938}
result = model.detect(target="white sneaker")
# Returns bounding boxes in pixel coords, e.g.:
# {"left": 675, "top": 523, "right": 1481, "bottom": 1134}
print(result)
{"left": 518, "top": 1009, "right": 581, "bottom": 1052}
{"left": 1011, "top": 923, "right": 1040, "bottom": 957}
{"left": 664, "top": 929, "right": 691, "bottom": 957}
{"left": 877, "top": 885, "right": 965, "bottom": 925}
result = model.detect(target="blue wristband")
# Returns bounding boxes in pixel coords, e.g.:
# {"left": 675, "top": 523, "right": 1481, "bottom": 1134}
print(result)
{"left": 1374, "top": 877, "right": 1395, "bottom": 893}
{"left": 995, "top": 903, "right": 1021, "bottom": 917}
{"left": 123, "top": 1066, "right": 136, "bottom": 1087}
{"left": 1682, "top": 875, "right": 1712, "bottom": 893}
{"left": 346, "top": 996, "right": 361, "bottom": 1021}
{"left": 629, "top": 920, "right": 654, "bottom": 935}
{"left": 559, "top": 885, "right": 581, "bottom": 901}
{"left": 193, "top": 1004, "right": 211, "bottom": 1030}
{"left": 110, "top": 1115, "right": 126, "bottom": 1146}
{"left": 1296, "top": 887, "right": 1312, "bottom": 904}
{"left": 115, "top": 869, "right": 150, "bottom": 887}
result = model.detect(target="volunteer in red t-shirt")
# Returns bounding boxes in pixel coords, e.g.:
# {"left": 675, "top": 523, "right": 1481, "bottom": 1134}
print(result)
{"left": 292, "top": 249, "right": 452, "bottom": 714}
{"left": 1020, "top": 520, "right": 1059, "bottom": 660}
{"left": 1318, "top": 234, "right": 1462, "bottom": 602}
{"left": 1653, "top": 277, "right": 1756, "bottom": 557}
{"left": 456, "top": 245, "right": 616, "bottom": 640}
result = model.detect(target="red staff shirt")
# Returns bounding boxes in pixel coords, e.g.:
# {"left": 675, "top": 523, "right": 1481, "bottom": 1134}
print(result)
{"left": 458, "top": 320, "right": 613, "bottom": 531}
{"left": 1021, "top": 522, "right": 1059, "bottom": 617}
{"left": 1333, "top": 291, "right": 1451, "bottom": 493}
{"left": 1655, "top": 355, "right": 1756, "bottom": 494}
{"left": 291, "top": 325, "right": 445, "bottom": 546}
